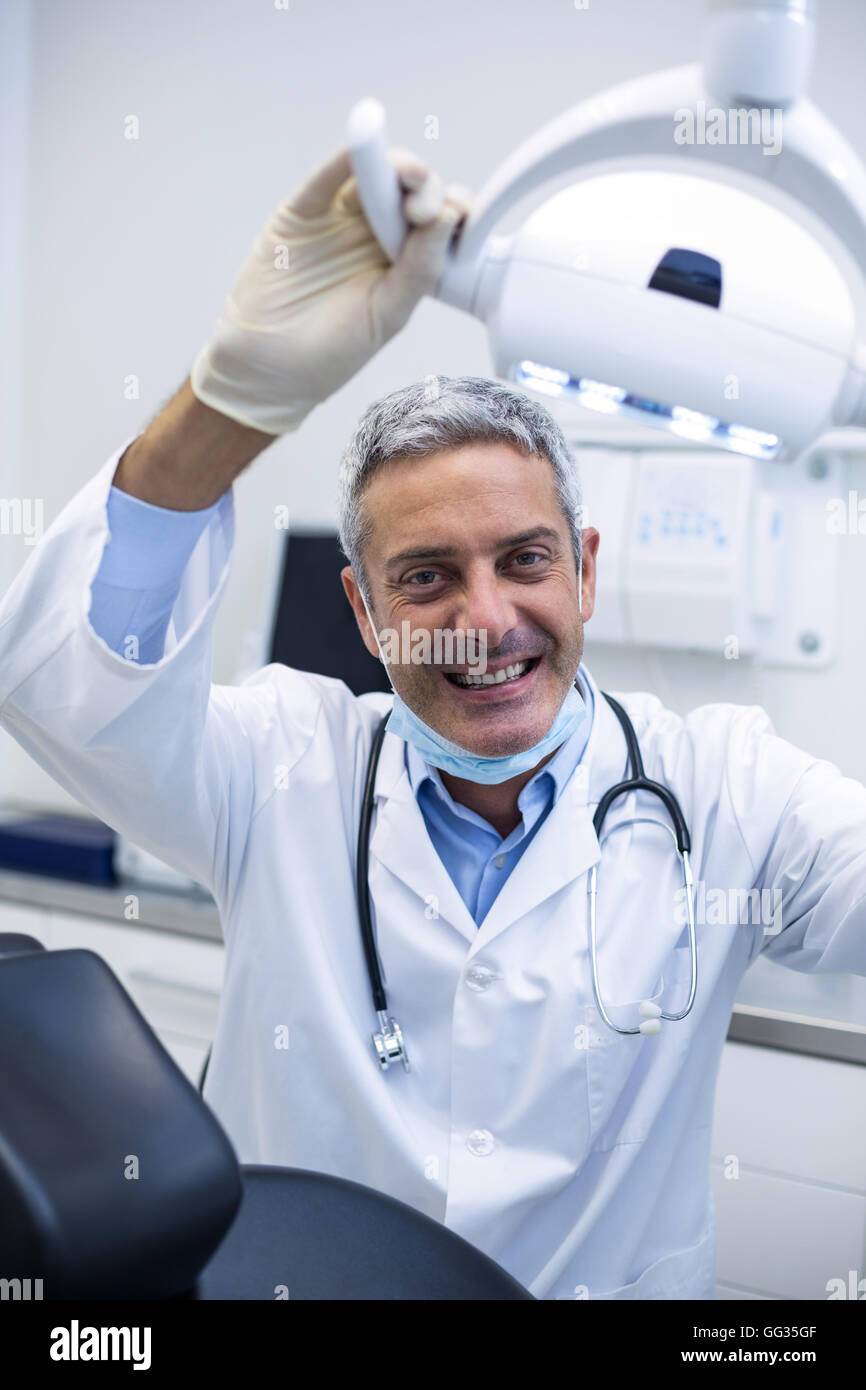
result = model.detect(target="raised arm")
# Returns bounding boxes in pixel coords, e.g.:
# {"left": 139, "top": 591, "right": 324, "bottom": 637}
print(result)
{"left": 115, "top": 144, "right": 471, "bottom": 507}
{"left": 0, "top": 143, "right": 471, "bottom": 908}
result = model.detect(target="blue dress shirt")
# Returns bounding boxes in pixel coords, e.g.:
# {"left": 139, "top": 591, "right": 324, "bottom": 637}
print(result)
{"left": 405, "top": 682, "right": 593, "bottom": 924}
{"left": 89, "top": 485, "right": 221, "bottom": 664}
{"left": 90, "top": 485, "right": 595, "bottom": 924}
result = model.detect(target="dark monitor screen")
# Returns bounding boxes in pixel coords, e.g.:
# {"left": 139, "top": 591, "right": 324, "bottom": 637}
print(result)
{"left": 268, "top": 531, "right": 391, "bottom": 697}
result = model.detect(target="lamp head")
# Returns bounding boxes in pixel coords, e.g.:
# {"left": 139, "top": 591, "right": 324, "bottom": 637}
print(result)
{"left": 480, "top": 170, "right": 857, "bottom": 463}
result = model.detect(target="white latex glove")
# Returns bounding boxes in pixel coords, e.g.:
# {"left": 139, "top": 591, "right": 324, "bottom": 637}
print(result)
{"left": 190, "top": 146, "right": 472, "bottom": 434}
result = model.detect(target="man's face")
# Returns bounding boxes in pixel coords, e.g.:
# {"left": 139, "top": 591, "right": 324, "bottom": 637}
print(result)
{"left": 342, "top": 442, "right": 599, "bottom": 757}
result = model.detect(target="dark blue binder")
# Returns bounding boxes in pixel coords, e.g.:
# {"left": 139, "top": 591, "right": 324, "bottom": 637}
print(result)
{"left": 0, "top": 811, "right": 115, "bottom": 884}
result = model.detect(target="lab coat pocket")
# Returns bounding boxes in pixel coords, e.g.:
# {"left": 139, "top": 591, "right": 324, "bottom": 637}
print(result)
{"left": 582, "top": 950, "right": 694, "bottom": 1150}
{"left": 589, "top": 1223, "right": 716, "bottom": 1300}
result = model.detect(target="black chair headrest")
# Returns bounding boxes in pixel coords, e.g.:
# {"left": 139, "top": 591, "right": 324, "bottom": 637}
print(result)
{"left": 0, "top": 948, "right": 242, "bottom": 1299}
{"left": 0, "top": 932, "right": 46, "bottom": 958}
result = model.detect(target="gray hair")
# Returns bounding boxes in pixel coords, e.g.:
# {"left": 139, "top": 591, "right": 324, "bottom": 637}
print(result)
{"left": 337, "top": 374, "right": 583, "bottom": 604}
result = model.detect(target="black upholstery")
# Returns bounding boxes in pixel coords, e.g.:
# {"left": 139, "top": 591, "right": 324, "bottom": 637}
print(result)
{"left": 0, "top": 931, "right": 46, "bottom": 957}
{"left": 193, "top": 1166, "right": 531, "bottom": 1300}
{"left": 0, "top": 946, "right": 533, "bottom": 1300}
{"left": 0, "top": 948, "right": 242, "bottom": 1299}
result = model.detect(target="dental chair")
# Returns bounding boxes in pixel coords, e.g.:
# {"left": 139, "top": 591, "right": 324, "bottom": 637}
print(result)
{"left": 0, "top": 936, "right": 532, "bottom": 1300}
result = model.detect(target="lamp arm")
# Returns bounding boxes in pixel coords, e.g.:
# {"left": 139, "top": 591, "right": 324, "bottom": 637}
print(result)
{"left": 349, "top": 63, "right": 866, "bottom": 325}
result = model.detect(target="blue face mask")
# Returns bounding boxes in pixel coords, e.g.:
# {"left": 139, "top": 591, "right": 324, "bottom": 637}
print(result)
{"left": 360, "top": 591, "right": 588, "bottom": 785}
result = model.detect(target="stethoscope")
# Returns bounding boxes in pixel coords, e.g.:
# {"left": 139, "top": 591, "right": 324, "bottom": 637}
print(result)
{"left": 357, "top": 690, "right": 698, "bottom": 1071}
{"left": 589, "top": 693, "right": 697, "bottom": 1037}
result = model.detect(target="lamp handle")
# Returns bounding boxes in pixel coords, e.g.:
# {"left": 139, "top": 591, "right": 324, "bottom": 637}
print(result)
{"left": 346, "top": 97, "right": 407, "bottom": 263}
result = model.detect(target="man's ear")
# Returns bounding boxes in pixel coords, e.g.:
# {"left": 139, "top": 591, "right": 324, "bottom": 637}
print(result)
{"left": 340, "top": 566, "right": 381, "bottom": 661}
{"left": 579, "top": 528, "right": 600, "bottom": 624}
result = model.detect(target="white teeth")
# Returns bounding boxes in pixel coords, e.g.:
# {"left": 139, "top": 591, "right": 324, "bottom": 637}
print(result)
{"left": 449, "top": 659, "right": 532, "bottom": 687}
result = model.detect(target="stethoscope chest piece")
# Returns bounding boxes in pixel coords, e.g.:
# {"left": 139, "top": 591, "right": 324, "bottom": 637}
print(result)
{"left": 372, "top": 1011, "right": 410, "bottom": 1072}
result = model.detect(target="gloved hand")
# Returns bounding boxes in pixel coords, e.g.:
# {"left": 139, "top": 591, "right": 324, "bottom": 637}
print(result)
{"left": 190, "top": 145, "right": 472, "bottom": 434}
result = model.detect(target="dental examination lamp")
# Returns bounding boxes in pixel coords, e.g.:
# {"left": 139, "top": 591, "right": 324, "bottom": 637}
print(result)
{"left": 348, "top": 0, "right": 866, "bottom": 464}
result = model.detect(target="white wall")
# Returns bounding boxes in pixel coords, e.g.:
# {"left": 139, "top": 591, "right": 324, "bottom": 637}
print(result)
{"left": 4, "top": 0, "right": 866, "bottom": 806}
{"left": 0, "top": 0, "right": 31, "bottom": 795}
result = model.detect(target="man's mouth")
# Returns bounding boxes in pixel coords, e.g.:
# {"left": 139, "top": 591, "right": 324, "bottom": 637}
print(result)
{"left": 445, "top": 657, "right": 539, "bottom": 688}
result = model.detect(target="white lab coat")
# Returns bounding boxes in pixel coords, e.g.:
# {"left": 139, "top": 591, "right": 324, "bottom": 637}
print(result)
{"left": 1, "top": 439, "right": 865, "bottom": 1301}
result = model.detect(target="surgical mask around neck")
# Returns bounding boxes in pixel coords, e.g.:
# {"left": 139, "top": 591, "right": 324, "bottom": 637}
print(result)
{"left": 359, "top": 588, "right": 588, "bottom": 785}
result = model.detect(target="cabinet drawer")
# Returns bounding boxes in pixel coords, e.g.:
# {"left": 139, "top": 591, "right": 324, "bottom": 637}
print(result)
{"left": 0, "top": 901, "right": 54, "bottom": 949}
{"left": 712, "top": 1041, "right": 866, "bottom": 1190}
{"left": 712, "top": 1161, "right": 866, "bottom": 1299}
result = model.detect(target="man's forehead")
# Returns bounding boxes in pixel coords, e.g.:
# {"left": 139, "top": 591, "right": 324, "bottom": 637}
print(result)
{"left": 367, "top": 440, "right": 554, "bottom": 493}
{"left": 362, "top": 444, "right": 566, "bottom": 559}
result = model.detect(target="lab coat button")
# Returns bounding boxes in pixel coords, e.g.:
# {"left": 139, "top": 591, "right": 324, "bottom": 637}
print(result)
{"left": 465, "top": 964, "right": 496, "bottom": 991}
{"left": 466, "top": 1129, "right": 495, "bottom": 1156}
{"left": 494, "top": 853, "right": 507, "bottom": 868}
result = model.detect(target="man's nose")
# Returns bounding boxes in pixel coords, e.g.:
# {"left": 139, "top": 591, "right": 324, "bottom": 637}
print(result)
{"left": 451, "top": 570, "right": 519, "bottom": 650}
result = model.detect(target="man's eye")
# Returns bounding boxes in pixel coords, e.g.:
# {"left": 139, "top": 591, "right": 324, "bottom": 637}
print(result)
{"left": 407, "top": 570, "right": 441, "bottom": 586}
{"left": 513, "top": 551, "right": 544, "bottom": 567}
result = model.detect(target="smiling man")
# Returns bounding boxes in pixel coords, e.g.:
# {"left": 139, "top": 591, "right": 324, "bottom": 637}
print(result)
{"left": 344, "top": 440, "right": 588, "bottom": 763}
{"left": 1, "top": 145, "right": 864, "bottom": 1302}
{"left": 339, "top": 409, "right": 597, "bottom": 840}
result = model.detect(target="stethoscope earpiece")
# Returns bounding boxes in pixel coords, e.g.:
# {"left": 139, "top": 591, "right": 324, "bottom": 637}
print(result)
{"left": 638, "top": 1001, "right": 663, "bottom": 1038}
{"left": 639, "top": 1016, "right": 663, "bottom": 1037}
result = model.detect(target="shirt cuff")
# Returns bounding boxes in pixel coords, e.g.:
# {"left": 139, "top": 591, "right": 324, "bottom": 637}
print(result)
{"left": 95, "top": 484, "right": 225, "bottom": 590}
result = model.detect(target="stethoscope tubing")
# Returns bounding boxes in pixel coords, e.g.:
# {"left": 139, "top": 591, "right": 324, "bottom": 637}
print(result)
{"left": 589, "top": 695, "right": 698, "bottom": 1034}
{"left": 356, "top": 689, "right": 698, "bottom": 1064}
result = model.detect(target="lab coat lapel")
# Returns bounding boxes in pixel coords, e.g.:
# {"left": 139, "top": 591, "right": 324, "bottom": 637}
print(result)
{"left": 369, "top": 729, "right": 478, "bottom": 945}
{"left": 367, "top": 669, "right": 633, "bottom": 952}
{"left": 473, "top": 671, "right": 632, "bottom": 950}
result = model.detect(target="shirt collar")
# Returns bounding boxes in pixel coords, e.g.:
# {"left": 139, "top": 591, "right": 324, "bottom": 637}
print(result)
{"left": 404, "top": 662, "right": 596, "bottom": 807}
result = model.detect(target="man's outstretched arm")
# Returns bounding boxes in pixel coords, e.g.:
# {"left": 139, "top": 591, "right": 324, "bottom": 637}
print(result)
{"left": 0, "top": 144, "right": 471, "bottom": 898}
{"left": 112, "top": 378, "right": 274, "bottom": 510}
